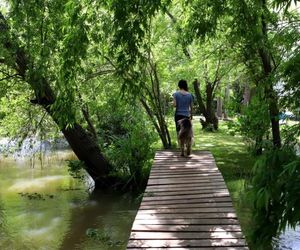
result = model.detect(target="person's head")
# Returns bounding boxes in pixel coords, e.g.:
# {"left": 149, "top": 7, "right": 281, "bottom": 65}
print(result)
{"left": 178, "top": 79, "right": 188, "bottom": 91}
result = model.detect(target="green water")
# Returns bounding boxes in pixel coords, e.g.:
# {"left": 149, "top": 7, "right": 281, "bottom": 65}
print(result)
{"left": 0, "top": 152, "right": 139, "bottom": 250}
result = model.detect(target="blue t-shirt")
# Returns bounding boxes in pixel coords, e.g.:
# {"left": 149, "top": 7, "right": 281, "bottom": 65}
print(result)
{"left": 173, "top": 91, "right": 193, "bottom": 117}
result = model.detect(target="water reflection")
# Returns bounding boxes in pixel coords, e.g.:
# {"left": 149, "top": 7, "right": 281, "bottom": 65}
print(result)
{"left": 0, "top": 152, "right": 139, "bottom": 250}
{"left": 60, "top": 191, "right": 137, "bottom": 250}
{"left": 273, "top": 226, "right": 300, "bottom": 250}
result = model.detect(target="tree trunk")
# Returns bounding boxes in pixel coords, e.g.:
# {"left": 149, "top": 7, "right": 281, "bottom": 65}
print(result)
{"left": 61, "top": 124, "right": 109, "bottom": 187}
{"left": 193, "top": 79, "right": 208, "bottom": 116}
{"left": 140, "top": 98, "right": 171, "bottom": 149}
{"left": 223, "top": 84, "right": 230, "bottom": 119}
{"left": 217, "top": 97, "right": 222, "bottom": 118}
{"left": 259, "top": 1, "right": 281, "bottom": 148}
{"left": 193, "top": 79, "right": 218, "bottom": 130}
{"left": 243, "top": 84, "right": 251, "bottom": 106}
{"left": 31, "top": 82, "right": 110, "bottom": 187}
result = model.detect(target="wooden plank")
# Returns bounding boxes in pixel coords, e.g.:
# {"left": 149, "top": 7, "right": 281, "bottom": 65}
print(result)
{"left": 148, "top": 177, "right": 224, "bottom": 183}
{"left": 152, "top": 162, "right": 216, "bottom": 166}
{"left": 152, "top": 160, "right": 215, "bottom": 163}
{"left": 150, "top": 167, "right": 222, "bottom": 177}
{"left": 144, "top": 189, "right": 229, "bottom": 197}
{"left": 147, "top": 178, "right": 224, "bottom": 186}
{"left": 149, "top": 174, "right": 223, "bottom": 179}
{"left": 142, "top": 192, "right": 230, "bottom": 202}
{"left": 139, "top": 202, "right": 234, "bottom": 210}
{"left": 127, "top": 238, "right": 247, "bottom": 248}
{"left": 140, "top": 197, "right": 233, "bottom": 206}
{"left": 145, "top": 183, "right": 227, "bottom": 192}
{"left": 152, "top": 162, "right": 216, "bottom": 165}
{"left": 145, "top": 186, "right": 228, "bottom": 194}
{"left": 136, "top": 207, "right": 235, "bottom": 214}
{"left": 129, "top": 231, "right": 245, "bottom": 240}
{"left": 133, "top": 218, "right": 240, "bottom": 225}
{"left": 152, "top": 162, "right": 215, "bottom": 165}
{"left": 151, "top": 166, "right": 218, "bottom": 171}
{"left": 131, "top": 224, "right": 242, "bottom": 232}
{"left": 150, "top": 171, "right": 220, "bottom": 177}
{"left": 134, "top": 213, "right": 237, "bottom": 220}
{"left": 150, "top": 169, "right": 219, "bottom": 174}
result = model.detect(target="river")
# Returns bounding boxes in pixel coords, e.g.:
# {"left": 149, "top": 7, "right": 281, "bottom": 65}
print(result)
{"left": 0, "top": 151, "right": 139, "bottom": 250}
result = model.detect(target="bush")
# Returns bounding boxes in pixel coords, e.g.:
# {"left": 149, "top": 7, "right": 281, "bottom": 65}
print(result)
{"left": 236, "top": 94, "right": 270, "bottom": 154}
{"left": 97, "top": 98, "right": 157, "bottom": 191}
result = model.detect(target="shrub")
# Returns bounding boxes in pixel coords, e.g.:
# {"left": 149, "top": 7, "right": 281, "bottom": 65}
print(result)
{"left": 97, "top": 98, "right": 157, "bottom": 191}
{"left": 236, "top": 94, "right": 270, "bottom": 154}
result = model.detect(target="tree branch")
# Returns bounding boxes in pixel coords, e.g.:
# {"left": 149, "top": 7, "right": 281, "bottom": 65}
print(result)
{"left": 84, "top": 68, "right": 115, "bottom": 82}
{"left": 0, "top": 74, "right": 19, "bottom": 81}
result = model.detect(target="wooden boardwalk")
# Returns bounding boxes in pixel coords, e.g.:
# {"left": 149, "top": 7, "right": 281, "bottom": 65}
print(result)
{"left": 127, "top": 150, "right": 248, "bottom": 249}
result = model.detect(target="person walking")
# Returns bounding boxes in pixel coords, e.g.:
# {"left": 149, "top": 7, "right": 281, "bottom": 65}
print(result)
{"left": 173, "top": 79, "right": 193, "bottom": 134}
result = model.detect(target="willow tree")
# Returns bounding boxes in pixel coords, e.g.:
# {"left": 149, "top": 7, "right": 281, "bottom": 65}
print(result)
{"left": 0, "top": 0, "right": 166, "bottom": 187}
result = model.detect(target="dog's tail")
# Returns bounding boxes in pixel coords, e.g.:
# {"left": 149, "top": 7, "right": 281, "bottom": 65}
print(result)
{"left": 178, "top": 118, "right": 192, "bottom": 129}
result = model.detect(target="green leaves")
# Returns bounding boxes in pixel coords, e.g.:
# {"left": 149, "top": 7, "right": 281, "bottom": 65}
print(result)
{"left": 106, "top": 0, "right": 170, "bottom": 92}
{"left": 183, "top": 0, "right": 227, "bottom": 41}
{"left": 249, "top": 147, "right": 299, "bottom": 247}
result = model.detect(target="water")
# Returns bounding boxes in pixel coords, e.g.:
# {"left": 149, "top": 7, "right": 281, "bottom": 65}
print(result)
{"left": 273, "top": 226, "right": 300, "bottom": 250}
{"left": 0, "top": 152, "right": 139, "bottom": 250}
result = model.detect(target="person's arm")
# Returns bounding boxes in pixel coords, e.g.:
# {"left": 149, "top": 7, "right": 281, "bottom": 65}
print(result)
{"left": 190, "top": 94, "right": 194, "bottom": 120}
{"left": 173, "top": 93, "right": 176, "bottom": 107}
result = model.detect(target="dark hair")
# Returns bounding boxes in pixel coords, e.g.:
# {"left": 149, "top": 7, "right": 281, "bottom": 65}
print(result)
{"left": 178, "top": 79, "right": 188, "bottom": 91}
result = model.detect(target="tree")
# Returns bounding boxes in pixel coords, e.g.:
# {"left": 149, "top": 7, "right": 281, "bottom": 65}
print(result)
{"left": 139, "top": 55, "right": 172, "bottom": 149}
{"left": 181, "top": 0, "right": 299, "bottom": 147}
{"left": 0, "top": 0, "right": 166, "bottom": 187}
{"left": 191, "top": 42, "right": 237, "bottom": 131}
{"left": 0, "top": 6, "right": 111, "bottom": 187}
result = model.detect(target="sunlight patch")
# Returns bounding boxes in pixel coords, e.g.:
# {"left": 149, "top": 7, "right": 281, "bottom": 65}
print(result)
{"left": 8, "top": 175, "right": 69, "bottom": 192}
{"left": 201, "top": 143, "right": 214, "bottom": 146}
{"left": 24, "top": 217, "right": 62, "bottom": 237}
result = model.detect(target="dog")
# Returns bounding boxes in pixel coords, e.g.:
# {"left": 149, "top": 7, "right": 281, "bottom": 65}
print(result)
{"left": 177, "top": 118, "right": 193, "bottom": 157}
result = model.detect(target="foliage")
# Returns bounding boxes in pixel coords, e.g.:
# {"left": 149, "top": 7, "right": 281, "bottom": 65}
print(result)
{"left": 86, "top": 228, "right": 124, "bottom": 247}
{"left": 0, "top": 86, "right": 59, "bottom": 139}
{"left": 67, "top": 160, "right": 86, "bottom": 181}
{"left": 226, "top": 80, "right": 246, "bottom": 116}
{"left": 249, "top": 147, "right": 299, "bottom": 249}
{"left": 280, "top": 49, "right": 300, "bottom": 139}
{"left": 98, "top": 96, "right": 157, "bottom": 189}
{"left": 102, "top": 102, "right": 156, "bottom": 191}
{"left": 237, "top": 92, "right": 271, "bottom": 154}
{"left": 18, "top": 192, "right": 54, "bottom": 200}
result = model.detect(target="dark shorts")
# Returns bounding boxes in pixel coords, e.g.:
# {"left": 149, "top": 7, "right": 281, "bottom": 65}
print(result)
{"left": 175, "top": 114, "right": 189, "bottom": 133}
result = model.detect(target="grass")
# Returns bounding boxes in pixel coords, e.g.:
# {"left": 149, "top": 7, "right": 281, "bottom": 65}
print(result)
{"left": 161, "top": 116, "right": 257, "bottom": 245}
